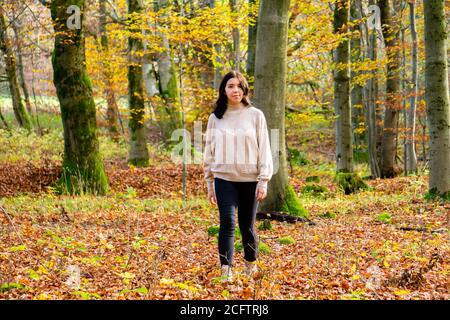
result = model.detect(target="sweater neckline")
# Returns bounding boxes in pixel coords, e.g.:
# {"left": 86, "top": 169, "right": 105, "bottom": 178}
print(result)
{"left": 226, "top": 106, "right": 250, "bottom": 113}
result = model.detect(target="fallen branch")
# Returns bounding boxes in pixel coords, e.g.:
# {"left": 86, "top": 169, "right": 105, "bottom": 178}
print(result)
{"left": 397, "top": 226, "right": 448, "bottom": 234}
{"left": 256, "top": 211, "right": 315, "bottom": 226}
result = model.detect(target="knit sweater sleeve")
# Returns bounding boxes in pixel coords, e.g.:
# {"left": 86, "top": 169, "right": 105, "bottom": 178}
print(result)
{"left": 256, "top": 110, "right": 273, "bottom": 191}
{"left": 203, "top": 113, "right": 215, "bottom": 193}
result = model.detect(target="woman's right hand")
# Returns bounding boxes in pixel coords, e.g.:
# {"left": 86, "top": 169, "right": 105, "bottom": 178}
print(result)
{"left": 208, "top": 190, "right": 217, "bottom": 205}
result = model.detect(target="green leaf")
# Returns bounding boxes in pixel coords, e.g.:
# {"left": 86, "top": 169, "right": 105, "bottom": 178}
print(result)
{"left": 134, "top": 287, "right": 148, "bottom": 294}
{"left": 376, "top": 213, "right": 392, "bottom": 224}
{"left": 0, "top": 282, "right": 26, "bottom": 292}
{"left": 9, "top": 245, "right": 27, "bottom": 252}
{"left": 29, "top": 269, "right": 40, "bottom": 280}
{"left": 72, "top": 291, "right": 91, "bottom": 300}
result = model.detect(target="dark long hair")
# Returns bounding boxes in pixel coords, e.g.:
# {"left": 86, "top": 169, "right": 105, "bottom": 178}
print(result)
{"left": 213, "top": 71, "right": 251, "bottom": 119}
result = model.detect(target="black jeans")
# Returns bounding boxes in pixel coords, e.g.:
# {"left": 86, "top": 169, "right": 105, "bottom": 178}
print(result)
{"left": 214, "top": 177, "right": 259, "bottom": 266}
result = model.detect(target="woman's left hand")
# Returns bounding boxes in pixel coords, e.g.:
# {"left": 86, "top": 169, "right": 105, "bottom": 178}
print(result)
{"left": 255, "top": 187, "right": 267, "bottom": 201}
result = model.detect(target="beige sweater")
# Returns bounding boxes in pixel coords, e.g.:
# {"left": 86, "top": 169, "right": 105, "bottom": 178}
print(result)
{"left": 203, "top": 105, "right": 274, "bottom": 193}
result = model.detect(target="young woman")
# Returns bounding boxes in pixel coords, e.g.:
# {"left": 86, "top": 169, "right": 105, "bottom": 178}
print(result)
{"left": 203, "top": 71, "right": 273, "bottom": 281}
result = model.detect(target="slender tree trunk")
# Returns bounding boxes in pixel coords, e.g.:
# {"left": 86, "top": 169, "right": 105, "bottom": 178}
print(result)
{"left": 213, "top": 43, "right": 222, "bottom": 90}
{"left": 350, "top": 18, "right": 364, "bottom": 153}
{"left": 142, "top": 57, "right": 158, "bottom": 122}
{"left": 50, "top": 0, "right": 109, "bottom": 194}
{"left": 405, "top": 0, "right": 418, "bottom": 174}
{"left": 357, "top": 0, "right": 380, "bottom": 177}
{"left": 154, "top": 0, "right": 182, "bottom": 145}
{"left": 229, "top": 0, "right": 240, "bottom": 71}
{"left": 351, "top": 78, "right": 364, "bottom": 151}
{"left": 253, "top": 0, "right": 307, "bottom": 216}
{"left": 246, "top": 0, "right": 257, "bottom": 87}
{"left": 370, "top": 31, "right": 381, "bottom": 178}
{"left": 334, "top": 0, "right": 353, "bottom": 173}
{"left": 142, "top": 4, "right": 158, "bottom": 123}
{"left": 423, "top": 0, "right": 450, "bottom": 197}
{"left": 379, "top": 0, "right": 401, "bottom": 178}
{"left": 128, "top": 0, "right": 149, "bottom": 166}
{"left": 401, "top": 27, "right": 407, "bottom": 174}
{"left": 208, "top": 0, "right": 222, "bottom": 90}
{"left": 0, "top": 9, "right": 32, "bottom": 131}
{"left": 99, "top": 0, "right": 121, "bottom": 139}
{"left": 11, "top": 23, "right": 33, "bottom": 115}
{"left": 198, "top": 0, "right": 215, "bottom": 88}
{"left": 374, "top": 37, "right": 383, "bottom": 166}
{"left": 370, "top": 31, "right": 381, "bottom": 177}
{"left": 350, "top": 1, "right": 363, "bottom": 150}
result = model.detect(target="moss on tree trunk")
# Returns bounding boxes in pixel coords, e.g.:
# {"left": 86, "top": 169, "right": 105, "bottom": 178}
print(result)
{"left": 50, "top": 0, "right": 109, "bottom": 195}
{"left": 336, "top": 172, "right": 368, "bottom": 195}
{"left": 127, "top": 0, "right": 149, "bottom": 166}
{"left": 280, "top": 185, "right": 308, "bottom": 217}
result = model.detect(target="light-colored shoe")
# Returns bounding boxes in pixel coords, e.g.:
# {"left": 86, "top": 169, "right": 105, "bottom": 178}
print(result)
{"left": 221, "top": 265, "right": 233, "bottom": 282}
{"left": 244, "top": 260, "right": 257, "bottom": 277}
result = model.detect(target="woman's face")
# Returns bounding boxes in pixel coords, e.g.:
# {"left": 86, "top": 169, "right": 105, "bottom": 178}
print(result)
{"left": 225, "top": 77, "right": 244, "bottom": 105}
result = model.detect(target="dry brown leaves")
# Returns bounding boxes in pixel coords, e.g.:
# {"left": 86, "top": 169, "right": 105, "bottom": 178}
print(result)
{"left": 0, "top": 160, "right": 449, "bottom": 300}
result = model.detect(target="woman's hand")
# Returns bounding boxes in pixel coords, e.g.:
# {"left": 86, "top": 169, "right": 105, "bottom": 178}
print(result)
{"left": 255, "top": 187, "right": 267, "bottom": 201}
{"left": 208, "top": 190, "right": 217, "bottom": 205}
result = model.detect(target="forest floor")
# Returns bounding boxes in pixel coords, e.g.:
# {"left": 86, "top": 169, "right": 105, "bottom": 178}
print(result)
{"left": 0, "top": 111, "right": 449, "bottom": 300}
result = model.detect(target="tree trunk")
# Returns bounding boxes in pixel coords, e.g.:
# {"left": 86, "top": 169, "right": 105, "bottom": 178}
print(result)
{"left": 11, "top": 22, "right": 33, "bottom": 115}
{"left": 142, "top": 58, "right": 158, "bottom": 121}
{"left": 208, "top": 0, "right": 222, "bottom": 90}
{"left": 379, "top": 0, "right": 401, "bottom": 178}
{"left": 0, "top": 10, "right": 32, "bottom": 131}
{"left": 229, "top": 0, "right": 240, "bottom": 71}
{"left": 198, "top": 0, "right": 215, "bottom": 88}
{"left": 127, "top": 0, "right": 149, "bottom": 166}
{"left": 213, "top": 43, "right": 222, "bottom": 90}
{"left": 405, "top": 0, "right": 418, "bottom": 174}
{"left": 153, "top": 0, "right": 182, "bottom": 145}
{"left": 334, "top": 0, "right": 353, "bottom": 173}
{"left": 351, "top": 2, "right": 364, "bottom": 152}
{"left": 253, "top": 0, "right": 307, "bottom": 217}
{"left": 423, "top": 0, "right": 450, "bottom": 197}
{"left": 246, "top": 0, "right": 257, "bottom": 87}
{"left": 369, "top": 28, "right": 381, "bottom": 178}
{"left": 99, "top": 0, "right": 121, "bottom": 140}
{"left": 401, "top": 27, "right": 407, "bottom": 174}
{"left": 357, "top": 0, "right": 380, "bottom": 178}
{"left": 50, "top": 0, "right": 109, "bottom": 194}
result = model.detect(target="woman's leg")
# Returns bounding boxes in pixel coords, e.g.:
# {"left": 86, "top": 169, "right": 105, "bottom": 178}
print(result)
{"left": 214, "top": 178, "right": 239, "bottom": 266}
{"left": 236, "top": 181, "right": 259, "bottom": 262}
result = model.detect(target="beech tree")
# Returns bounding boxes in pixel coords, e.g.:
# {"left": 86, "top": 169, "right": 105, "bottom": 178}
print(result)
{"left": 253, "top": 0, "right": 308, "bottom": 216}
{"left": 333, "top": 0, "right": 353, "bottom": 173}
{"left": 47, "top": 0, "right": 109, "bottom": 194}
{"left": 127, "top": 0, "right": 149, "bottom": 166}
{"left": 423, "top": 0, "right": 450, "bottom": 199}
